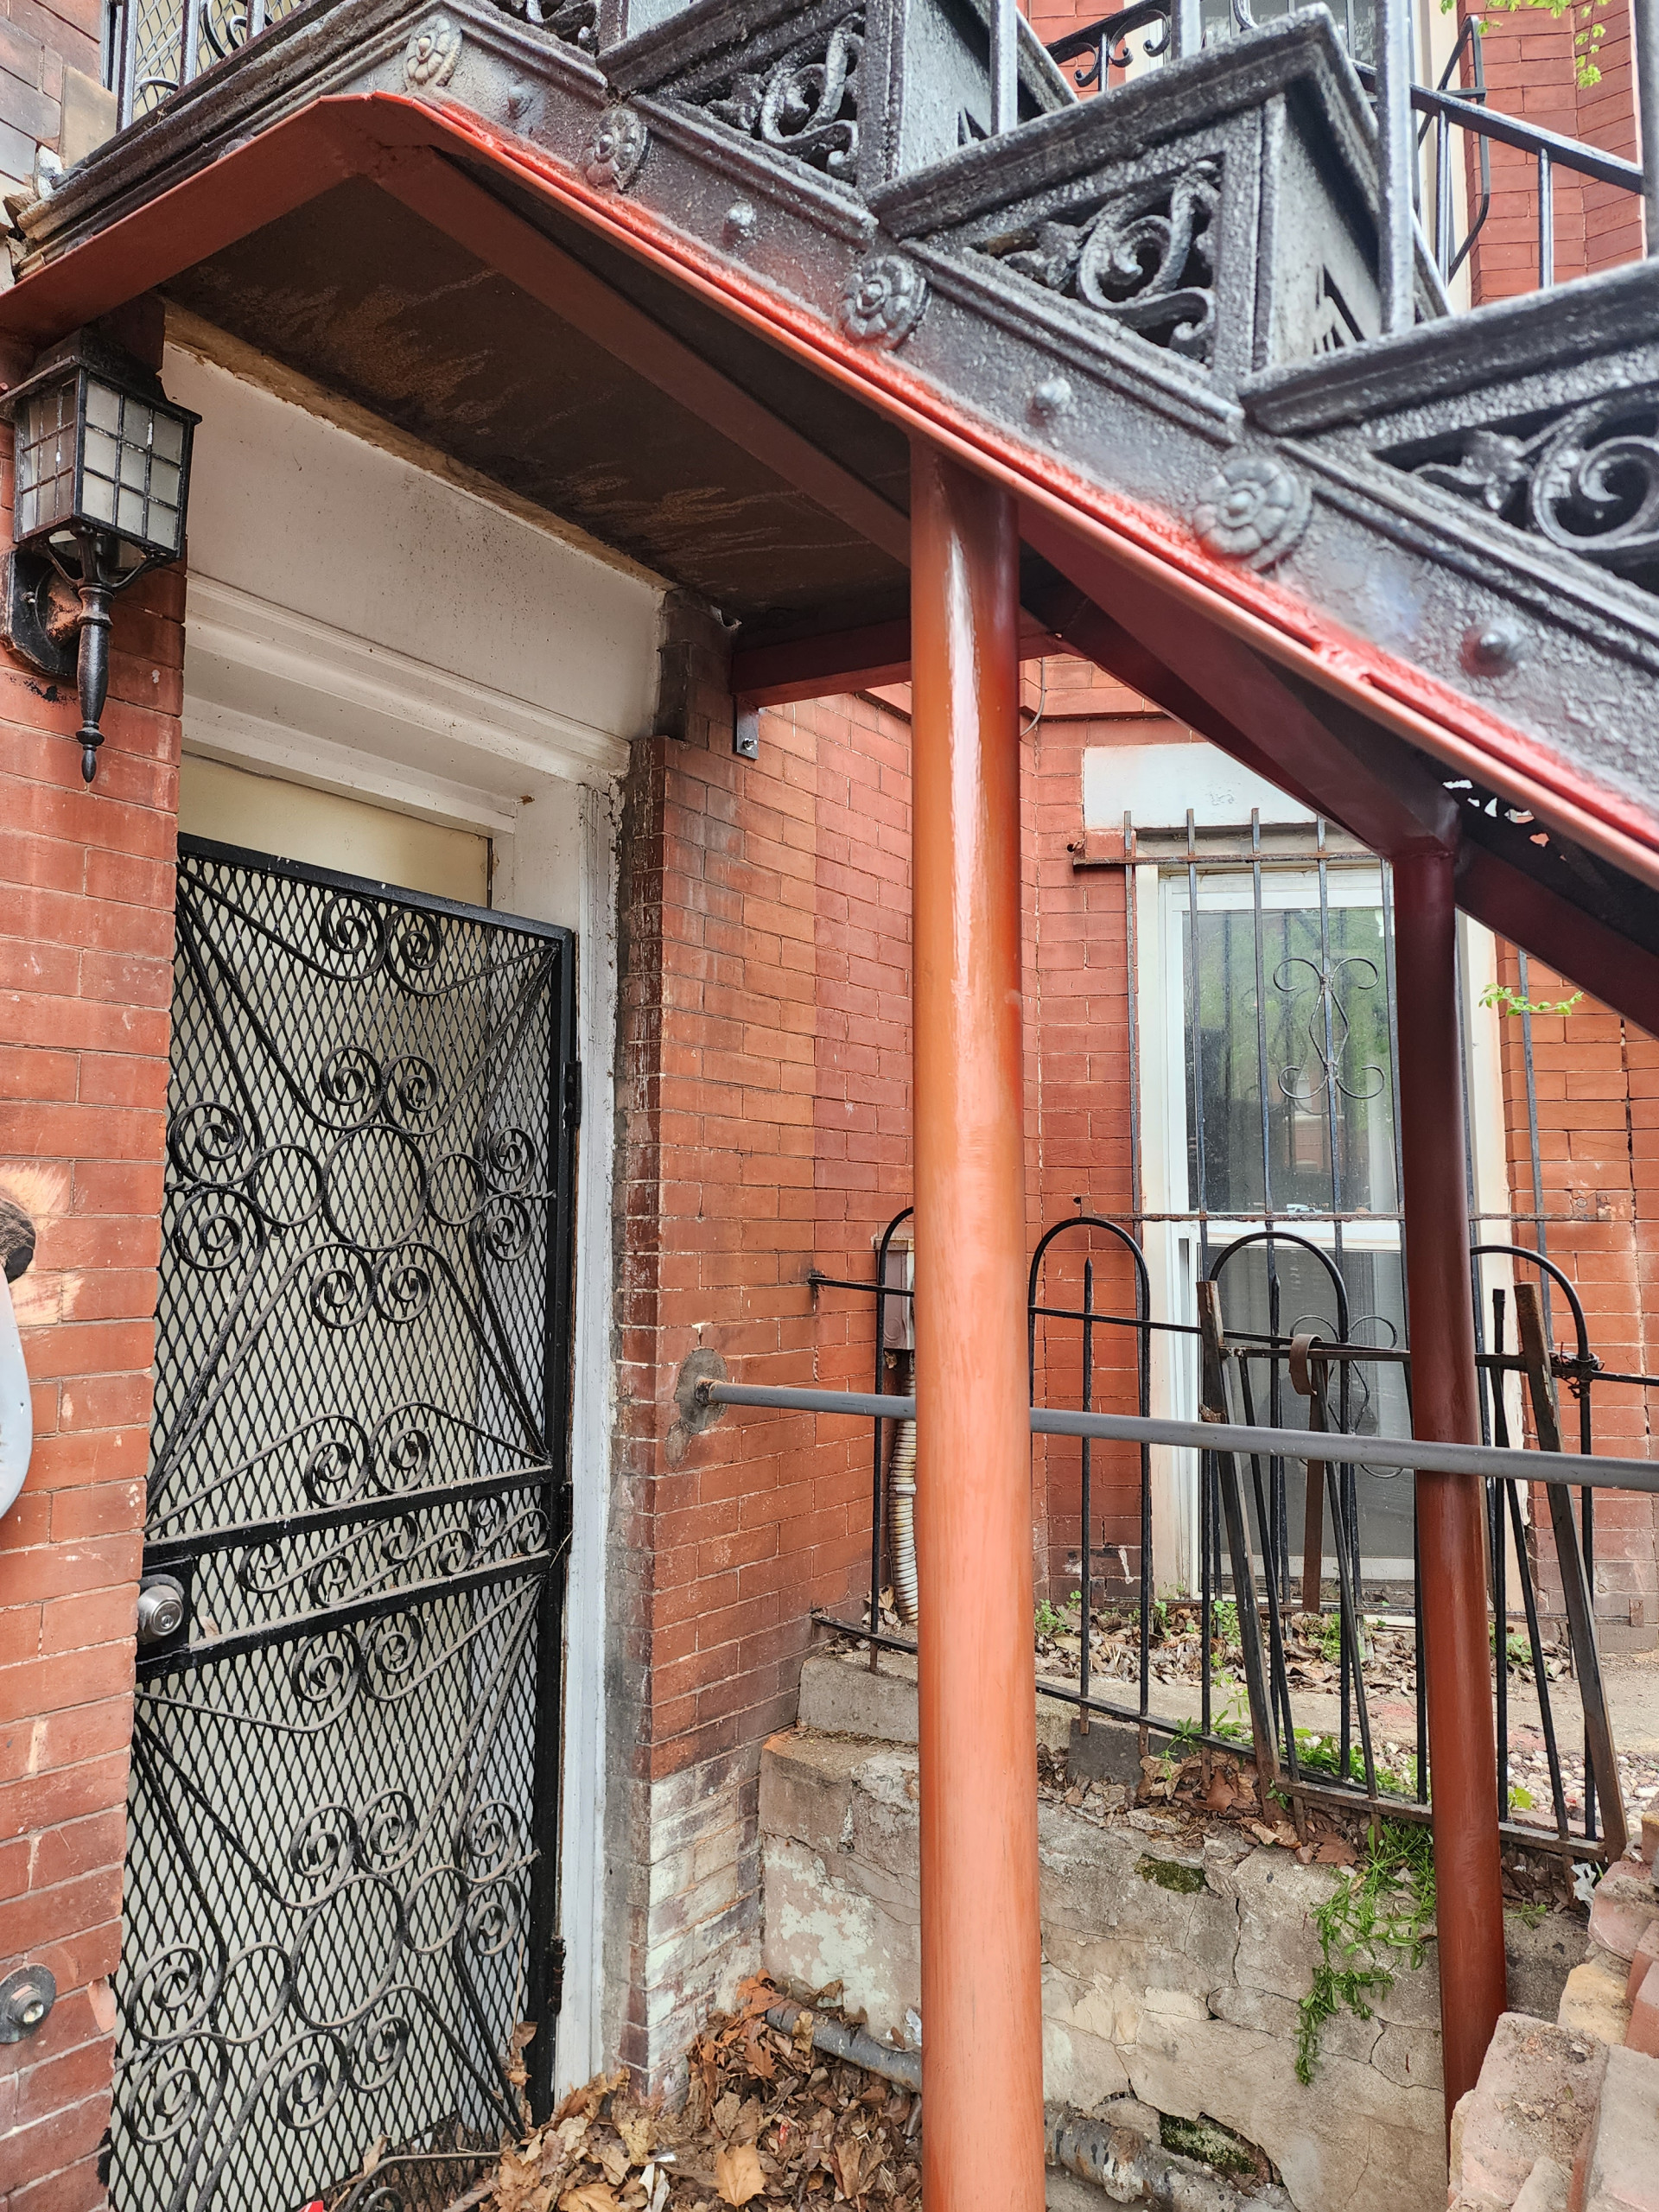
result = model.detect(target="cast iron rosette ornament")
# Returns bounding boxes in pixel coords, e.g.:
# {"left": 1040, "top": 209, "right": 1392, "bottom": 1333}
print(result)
{"left": 837, "top": 256, "right": 930, "bottom": 350}
{"left": 404, "top": 15, "right": 461, "bottom": 86}
{"left": 1, "top": 327, "right": 198, "bottom": 782}
{"left": 1193, "top": 454, "right": 1311, "bottom": 571}
{"left": 582, "top": 107, "right": 649, "bottom": 193}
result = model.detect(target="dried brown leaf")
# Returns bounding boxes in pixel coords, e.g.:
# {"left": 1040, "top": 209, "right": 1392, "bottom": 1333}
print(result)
{"left": 595, "top": 2138, "right": 632, "bottom": 2188}
{"left": 618, "top": 2111, "right": 657, "bottom": 2163}
{"left": 714, "top": 2141, "right": 766, "bottom": 2206}
{"left": 740, "top": 2021, "right": 776, "bottom": 2081}
{"left": 559, "top": 2185, "right": 620, "bottom": 2212}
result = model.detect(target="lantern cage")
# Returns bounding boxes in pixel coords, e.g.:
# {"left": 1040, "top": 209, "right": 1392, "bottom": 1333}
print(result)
{"left": 2, "top": 329, "right": 199, "bottom": 782}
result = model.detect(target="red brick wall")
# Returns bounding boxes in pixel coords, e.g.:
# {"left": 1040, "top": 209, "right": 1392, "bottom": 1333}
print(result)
{"left": 606, "top": 618, "right": 918, "bottom": 2082}
{"left": 1024, "top": 672, "right": 1172, "bottom": 1602}
{"left": 1491, "top": 948, "right": 1659, "bottom": 1629}
{"left": 0, "top": 547, "right": 182, "bottom": 2203}
{"left": 0, "top": 0, "right": 103, "bottom": 194}
{"left": 605, "top": 632, "right": 1201, "bottom": 2073}
{"left": 1458, "top": 0, "right": 1643, "bottom": 300}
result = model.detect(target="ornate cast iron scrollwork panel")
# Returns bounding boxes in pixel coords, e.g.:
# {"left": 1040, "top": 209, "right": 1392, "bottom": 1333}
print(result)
{"left": 1386, "top": 391, "right": 1659, "bottom": 590}
{"left": 112, "top": 840, "right": 577, "bottom": 2212}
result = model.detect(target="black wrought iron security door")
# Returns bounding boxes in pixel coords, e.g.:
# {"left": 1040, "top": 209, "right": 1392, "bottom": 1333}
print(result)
{"left": 113, "top": 839, "right": 577, "bottom": 2212}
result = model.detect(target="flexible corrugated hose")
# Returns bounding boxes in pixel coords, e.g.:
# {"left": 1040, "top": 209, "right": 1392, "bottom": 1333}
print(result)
{"left": 888, "top": 1348, "right": 918, "bottom": 1624}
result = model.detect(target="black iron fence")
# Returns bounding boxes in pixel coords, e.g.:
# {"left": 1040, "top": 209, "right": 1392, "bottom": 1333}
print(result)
{"left": 807, "top": 1200, "right": 1654, "bottom": 1866}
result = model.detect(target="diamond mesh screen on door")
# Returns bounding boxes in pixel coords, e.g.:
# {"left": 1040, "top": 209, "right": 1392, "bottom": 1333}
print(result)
{"left": 112, "top": 839, "right": 576, "bottom": 2212}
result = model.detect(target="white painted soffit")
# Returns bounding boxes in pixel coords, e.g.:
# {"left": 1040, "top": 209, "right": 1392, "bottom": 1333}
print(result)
{"left": 182, "top": 573, "right": 634, "bottom": 806}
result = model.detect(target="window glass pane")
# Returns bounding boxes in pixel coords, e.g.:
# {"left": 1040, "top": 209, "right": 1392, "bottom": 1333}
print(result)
{"left": 82, "top": 474, "right": 115, "bottom": 523}
{"left": 1184, "top": 894, "right": 1395, "bottom": 1217}
{"left": 119, "top": 442, "right": 148, "bottom": 489}
{"left": 149, "top": 459, "right": 181, "bottom": 507}
{"left": 151, "top": 413, "right": 184, "bottom": 462}
{"left": 117, "top": 486, "right": 145, "bottom": 535}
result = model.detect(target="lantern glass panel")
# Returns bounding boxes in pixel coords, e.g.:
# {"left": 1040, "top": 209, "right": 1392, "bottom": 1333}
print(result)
{"left": 58, "top": 374, "right": 184, "bottom": 557}
{"left": 13, "top": 379, "right": 78, "bottom": 543}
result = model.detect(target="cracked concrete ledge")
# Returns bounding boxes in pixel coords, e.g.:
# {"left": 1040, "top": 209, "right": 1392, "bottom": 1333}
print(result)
{"left": 760, "top": 1727, "right": 1583, "bottom": 2212}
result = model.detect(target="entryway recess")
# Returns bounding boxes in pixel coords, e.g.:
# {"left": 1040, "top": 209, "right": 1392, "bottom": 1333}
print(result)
{"left": 112, "top": 838, "right": 577, "bottom": 2212}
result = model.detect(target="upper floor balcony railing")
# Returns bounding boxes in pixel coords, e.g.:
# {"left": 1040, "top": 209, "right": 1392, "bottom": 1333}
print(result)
{"left": 97, "top": 0, "right": 1656, "bottom": 332}
{"left": 1046, "top": 0, "right": 1650, "bottom": 306}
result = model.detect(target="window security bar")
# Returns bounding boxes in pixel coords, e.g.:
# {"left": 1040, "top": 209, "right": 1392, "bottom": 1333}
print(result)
{"left": 696, "top": 1376, "right": 1659, "bottom": 1494}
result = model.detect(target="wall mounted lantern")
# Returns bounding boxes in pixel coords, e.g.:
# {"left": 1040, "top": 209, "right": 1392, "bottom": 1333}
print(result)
{"left": 3, "top": 329, "right": 198, "bottom": 782}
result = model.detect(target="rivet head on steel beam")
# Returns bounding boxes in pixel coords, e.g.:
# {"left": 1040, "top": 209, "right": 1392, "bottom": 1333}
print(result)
{"left": 1030, "top": 377, "right": 1074, "bottom": 426}
{"left": 837, "top": 257, "right": 929, "bottom": 350}
{"left": 724, "top": 201, "right": 759, "bottom": 244}
{"left": 1461, "top": 620, "right": 1523, "bottom": 676}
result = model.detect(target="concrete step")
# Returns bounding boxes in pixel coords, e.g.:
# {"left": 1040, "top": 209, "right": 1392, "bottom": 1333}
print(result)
{"left": 798, "top": 1647, "right": 1074, "bottom": 1752}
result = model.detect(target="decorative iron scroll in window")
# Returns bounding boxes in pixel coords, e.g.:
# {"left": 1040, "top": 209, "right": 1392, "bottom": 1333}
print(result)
{"left": 700, "top": 10, "right": 862, "bottom": 181}
{"left": 1389, "top": 391, "right": 1659, "bottom": 588}
{"left": 977, "top": 161, "right": 1221, "bottom": 365}
{"left": 108, "top": 0, "right": 594, "bottom": 124}
{"left": 111, "top": 0, "right": 302, "bottom": 123}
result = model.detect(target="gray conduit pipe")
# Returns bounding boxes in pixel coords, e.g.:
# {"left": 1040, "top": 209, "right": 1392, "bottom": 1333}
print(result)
{"left": 763, "top": 2001, "right": 922, "bottom": 2096}
{"left": 756, "top": 2009, "right": 1281, "bottom": 2209}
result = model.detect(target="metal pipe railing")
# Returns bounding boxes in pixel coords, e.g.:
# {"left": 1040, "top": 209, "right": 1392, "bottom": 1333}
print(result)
{"left": 698, "top": 1376, "right": 1659, "bottom": 1492}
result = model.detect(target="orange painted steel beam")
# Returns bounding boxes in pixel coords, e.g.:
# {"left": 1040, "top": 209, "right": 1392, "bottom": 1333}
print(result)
{"left": 732, "top": 617, "right": 913, "bottom": 705}
{"left": 910, "top": 442, "right": 1045, "bottom": 2212}
{"left": 1454, "top": 841, "right": 1659, "bottom": 1039}
{"left": 1392, "top": 843, "right": 1509, "bottom": 2123}
{"left": 730, "top": 609, "right": 1076, "bottom": 706}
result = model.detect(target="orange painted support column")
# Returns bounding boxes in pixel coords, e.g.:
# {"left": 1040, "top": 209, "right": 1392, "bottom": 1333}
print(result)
{"left": 909, "top": 441, "right": 1046, "bottom": 2211}
{"left": 1392, "top": 842, "right": 1508, "bottom": 2120}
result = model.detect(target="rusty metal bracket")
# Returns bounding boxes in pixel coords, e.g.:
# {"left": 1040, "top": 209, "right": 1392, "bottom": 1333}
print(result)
{"left": 1288, "top": 1329, "right": 1329, "bottom": 1618}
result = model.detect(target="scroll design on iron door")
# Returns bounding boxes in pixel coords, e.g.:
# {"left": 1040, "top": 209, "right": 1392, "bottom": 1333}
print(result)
{"left": 700, "top": 10, "right": 864, "bottom": 180}
{"left": 976, "top": 160, "right": 1222, "bottom": 364}
{"left": 113, "top": 843, "right": 575, "bottom": 2212}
